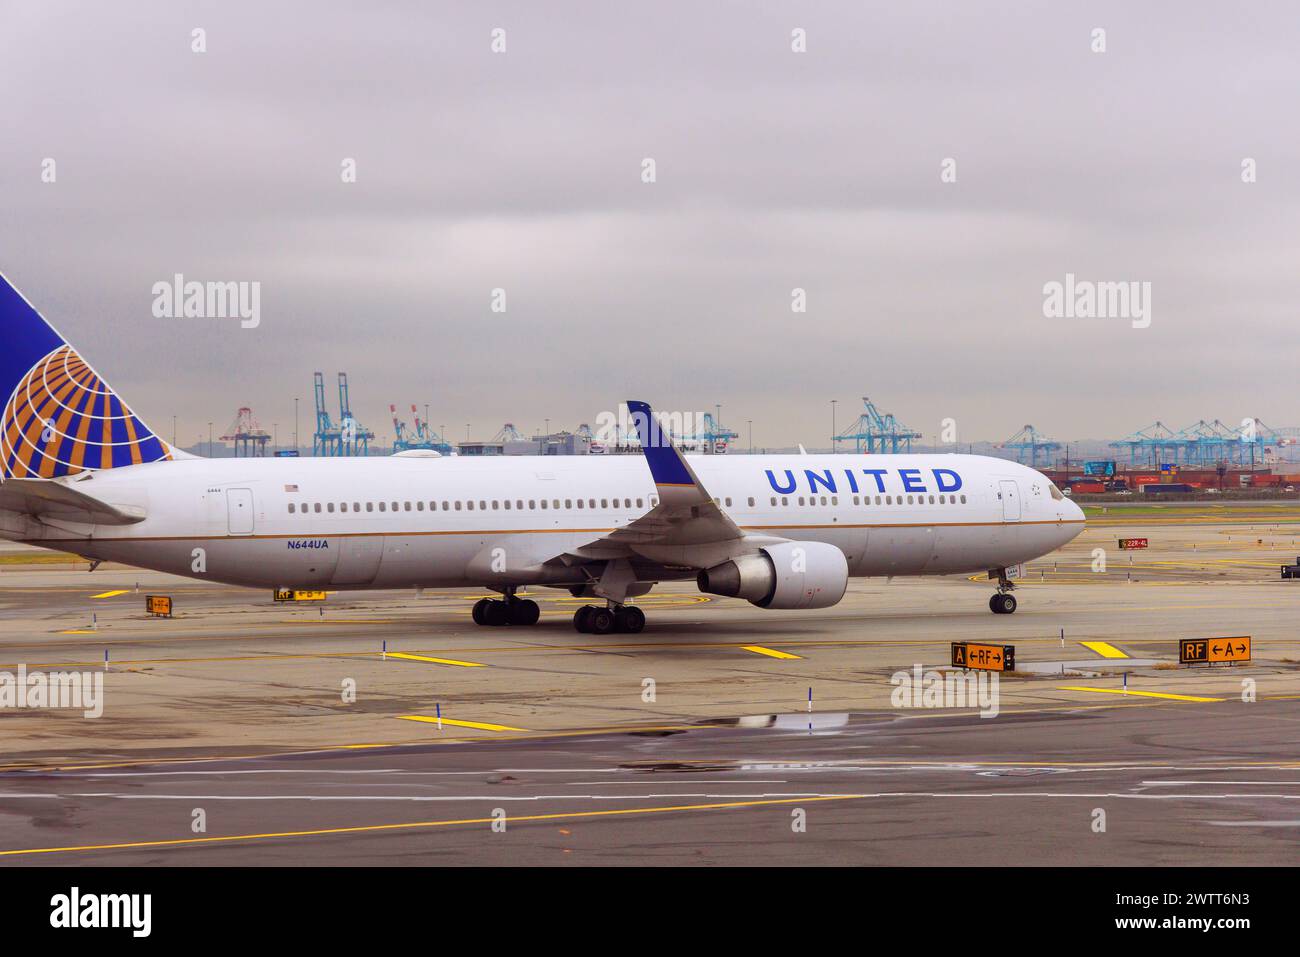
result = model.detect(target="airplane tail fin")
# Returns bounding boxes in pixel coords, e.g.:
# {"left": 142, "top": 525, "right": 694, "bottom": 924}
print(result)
{"left": 0, "top": 272, "right": 175, "bottom": 479}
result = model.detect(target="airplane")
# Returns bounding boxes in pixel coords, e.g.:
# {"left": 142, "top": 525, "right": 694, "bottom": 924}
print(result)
{"left": 0, "top": 272, "right": 1085, "bottom": 634}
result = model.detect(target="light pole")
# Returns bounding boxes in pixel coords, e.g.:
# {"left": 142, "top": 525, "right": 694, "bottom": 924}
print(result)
{"left": 294, "top": 397, "right": 299, "bottom": 454}
{"left": 748, "top": 419, "right": 753, "bottom": 454}
{"left": 831, "top": 400, "right": 837, "bottom": 454}
{"left": 208, "top": 422, "right": 213, "bottom": 458}
{"left": 172, "top": 415, "right": 177, "bottom": 448}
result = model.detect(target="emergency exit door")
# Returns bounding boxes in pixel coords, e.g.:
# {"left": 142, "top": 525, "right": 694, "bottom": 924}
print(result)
{"left": 998, "top": 480, "right": 1021, "bottom": 521}
{"left": 227, "top": 488, "right": 255, "bottom": 534}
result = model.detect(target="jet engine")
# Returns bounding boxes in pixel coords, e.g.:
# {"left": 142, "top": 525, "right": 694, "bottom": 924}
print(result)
{"left": 696, "top": 541, "right": 848, "bottom": 610}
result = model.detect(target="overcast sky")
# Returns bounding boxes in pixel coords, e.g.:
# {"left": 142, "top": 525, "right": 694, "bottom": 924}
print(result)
{"left": 4, "top": 1, "right": 1298, "bottom": 449}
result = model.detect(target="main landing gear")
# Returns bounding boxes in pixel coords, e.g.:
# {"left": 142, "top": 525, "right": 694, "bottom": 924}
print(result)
{"left": 573, "top": 603, "right": 646, "bottom": 635}
{"left": 471, "top": 590, "right": 540, "bottom": 627}
{"left": 988, "top": 567, "right": 1017, "bottom": 615}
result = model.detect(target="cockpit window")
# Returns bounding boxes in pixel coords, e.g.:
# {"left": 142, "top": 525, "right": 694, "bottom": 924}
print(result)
{"left": 1048, "top": 482, "right": 1064, "bottom": 501}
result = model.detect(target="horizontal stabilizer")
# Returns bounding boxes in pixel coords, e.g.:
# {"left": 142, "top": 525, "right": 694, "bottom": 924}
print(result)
{"left": 0, "top": 477, "right": 146, "bottom": 525}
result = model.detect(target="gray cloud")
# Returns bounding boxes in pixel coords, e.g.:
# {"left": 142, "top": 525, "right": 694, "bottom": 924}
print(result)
{"left": 3, "top": 1, "right": 1298, "bottom": 449}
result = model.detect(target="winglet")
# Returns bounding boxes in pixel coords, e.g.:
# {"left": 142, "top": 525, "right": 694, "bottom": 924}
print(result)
{"left": 625, "top": 400, "right": 697, "bottom": 489}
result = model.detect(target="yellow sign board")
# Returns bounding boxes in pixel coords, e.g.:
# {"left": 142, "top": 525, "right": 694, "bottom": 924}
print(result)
{"left": 1180, "top": 636, "right": 1250, "bottom": 665}
{"left": 274, "top": 588, "right": 327, "bottom": 602}
{"left": 145, "top": 595, "right": 173, "bottom": 617}
{"left": 951, "top": 641, "right": 1015, "bottom": 672}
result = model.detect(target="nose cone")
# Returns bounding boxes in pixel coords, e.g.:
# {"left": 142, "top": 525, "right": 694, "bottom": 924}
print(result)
{"left": 1062, "top": 496, "right": 1086, "bottom": 540}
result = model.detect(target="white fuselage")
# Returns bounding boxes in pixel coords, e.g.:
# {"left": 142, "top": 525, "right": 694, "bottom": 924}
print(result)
{"left": 17, "top": 452, "right": 1085, "bottom": 591}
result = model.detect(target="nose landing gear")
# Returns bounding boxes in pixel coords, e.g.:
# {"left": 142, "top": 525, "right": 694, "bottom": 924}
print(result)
{"left": 573, "top": 603, "right": 646, "bottom": 634}
{"left": 988, "top": 568, "right": 1018, "bottom": 614}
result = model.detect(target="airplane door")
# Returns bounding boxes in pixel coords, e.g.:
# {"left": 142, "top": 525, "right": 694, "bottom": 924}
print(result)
{"left": 998, "top": 480, "right": 1021, "bottom": 522}
{"left": 227, "top": 488, "right": 255, "bottom": 535}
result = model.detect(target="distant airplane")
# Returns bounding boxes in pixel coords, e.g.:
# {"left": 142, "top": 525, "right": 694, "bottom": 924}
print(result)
{"left": 0, "top": 273, "right": 1084, "bottom": 634}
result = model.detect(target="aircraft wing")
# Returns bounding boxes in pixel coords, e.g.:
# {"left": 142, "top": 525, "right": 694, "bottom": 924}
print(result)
{"left": 559, "top": 401, "right": 773, "bottom": 571}
{"left": 0, "top": 477, "right": 146, "bottom": 526}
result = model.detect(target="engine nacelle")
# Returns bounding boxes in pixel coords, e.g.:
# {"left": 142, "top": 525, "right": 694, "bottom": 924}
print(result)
{"left": 697, "top": 541, "right": 848, "bottom": 610}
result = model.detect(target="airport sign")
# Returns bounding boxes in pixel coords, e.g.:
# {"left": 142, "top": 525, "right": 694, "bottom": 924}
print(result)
{"left": 144, "top": 595, "right": 173, "bottom": 617}
{"left": 1117, "top": 537, "right": 1149, "bottom": 550}
{"left": 1180, "top": 636, "right": 1251, "bottom": 665}
{"left": 951, "top": 641, "right": 1015, "bottom": 672}
{"left": 274, "top": 588, "right": 328, "bottom": 602}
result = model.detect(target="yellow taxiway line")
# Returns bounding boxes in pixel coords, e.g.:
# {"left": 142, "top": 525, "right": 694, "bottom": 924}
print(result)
{"left": 398, "top": 715, "right": 527, "bottom": 732}
{"left": 1057, "top": 686, "right": 1224, "bottom": 703}
{"left": 741, "top": 645, "right": 803, "bottom": 660}
{"left": 386, "top": 652, "right": 484, "bottom": 668}
{"left": 89, "top": 590, "right": 130, "bottom": 599}
{"left": 0, "top": 794, "right": 858, "bottom": 859}
{"left": 1079, "top": 641, "right": 1129, "bottom": 659}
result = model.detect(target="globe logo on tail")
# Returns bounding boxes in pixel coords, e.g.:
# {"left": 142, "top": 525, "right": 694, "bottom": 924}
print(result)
{"left": 1, "top": 345, "right": 171, "bottom": 479}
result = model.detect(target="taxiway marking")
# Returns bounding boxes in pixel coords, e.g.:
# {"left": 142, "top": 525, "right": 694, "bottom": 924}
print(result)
{"left": 1079, "top": 641, "right": 1129, "bottom": 659}
{"left": 398, "top": 715, "right": 527, "bottom": 732}
{"left": 741, "top": 645, "right": 803, "bottom": 660}
{"left": 89, "top": 590, "right": 129, "bottom": 599}
{"left": 1056, "top": 686, "right": 1224, "bottom": 702}
{"left": 386, "top": 652, "right": 484, "bottom": 668}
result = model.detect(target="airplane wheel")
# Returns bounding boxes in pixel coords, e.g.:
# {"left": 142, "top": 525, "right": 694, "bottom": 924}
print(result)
{"left": 990, "top": 594, "right": 1017, "bottom": 615}
{"left": 483, "top": 599, "right": 509, "bottom": 626}
{"left": 617, "top": 606, "right": 646, "bottom": 634}
{"left": 472, "top": 598, "right": 491, "bottom": 625}
{"left": 574, "top": 606, "right": 594, "bottom": 632}
{"left": 509, "top": 598, "right": 540, "bottom": 626}
{"left": 588, "top": 607, "right": 616, "bottom": 635}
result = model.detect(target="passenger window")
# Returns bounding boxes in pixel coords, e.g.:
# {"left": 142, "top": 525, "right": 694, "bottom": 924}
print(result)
{"left": 906, "top": 495, "right": 913, "bottom": 505}
{"left": 354, "top": 502, "right": 360, "bottom": 512}
{"left": 404, "top": 502, "right": 411, "bottom": 511}
{"left": 417, "top": 501, "right": 424, "bottom": 511}
{"left": 327, "top": 503, "right": 335, "bottom": 513}
{"left": 529, "top": 500, "right": 536, "bottom": 509}
{"left": 885, "top": 496, "right": 892, "bottom": 505}
{"left": 781, "top": 496, "right": 788, "bottom": 506}
{"left": 492, "top": 500, "right": 499, "bottom": 510}
{"left": 467, "top": 501, "right": 475, "bottom": 510}
{"left": 576, "top": 499, "right": 584, "bottom": 509}
{"left": 479, "top": 501, "right": 486, "bottom": 510}
{"left": 516, "top": 500, "right": 523, "bottom": 509}
{"left": 637, "top": 498, "right": 644, "bottom": 508}
{"left": 553, "top": 500, "right": 560, "bottom": 509}
{"left": 455, "top": 501, "right": 462, "bottom": 510}
{"left": 601, "top": 498, "right": 608, "bottom": 508}
{"left": 588, "top": 499, "right": 595, "bottom": 508}
{"left": 960, "top": 494, "right": 967, "bottom": 503}
{"left": 503, "top": 500, "right": 511, "bottom": 510}
{"left": 288, "top": 503, "right": 295, "bottom": 514}
{"left": 541, "top": 500, "right": 548, "bottom": 509}
{"left": 313, "top": 503, "right": 321, "bottom": 513}
{"left": 366, "top": 502, "right": 373, "bottom": 512}
{"left": 378, "top": 502, "right": 386, "bottom": 512}
{"left": 748, "top": 497, "right": 755, "bottom": 507}
{"left": 798, "top": 497, "right": 805, "bottom": 506}
{"left": 725, "top": 497, "right": 732, "bottom": 507}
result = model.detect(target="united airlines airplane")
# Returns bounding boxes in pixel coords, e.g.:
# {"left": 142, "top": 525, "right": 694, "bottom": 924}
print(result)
{"left": 0, "top": 274, "right": 1085, "bottom": 634}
